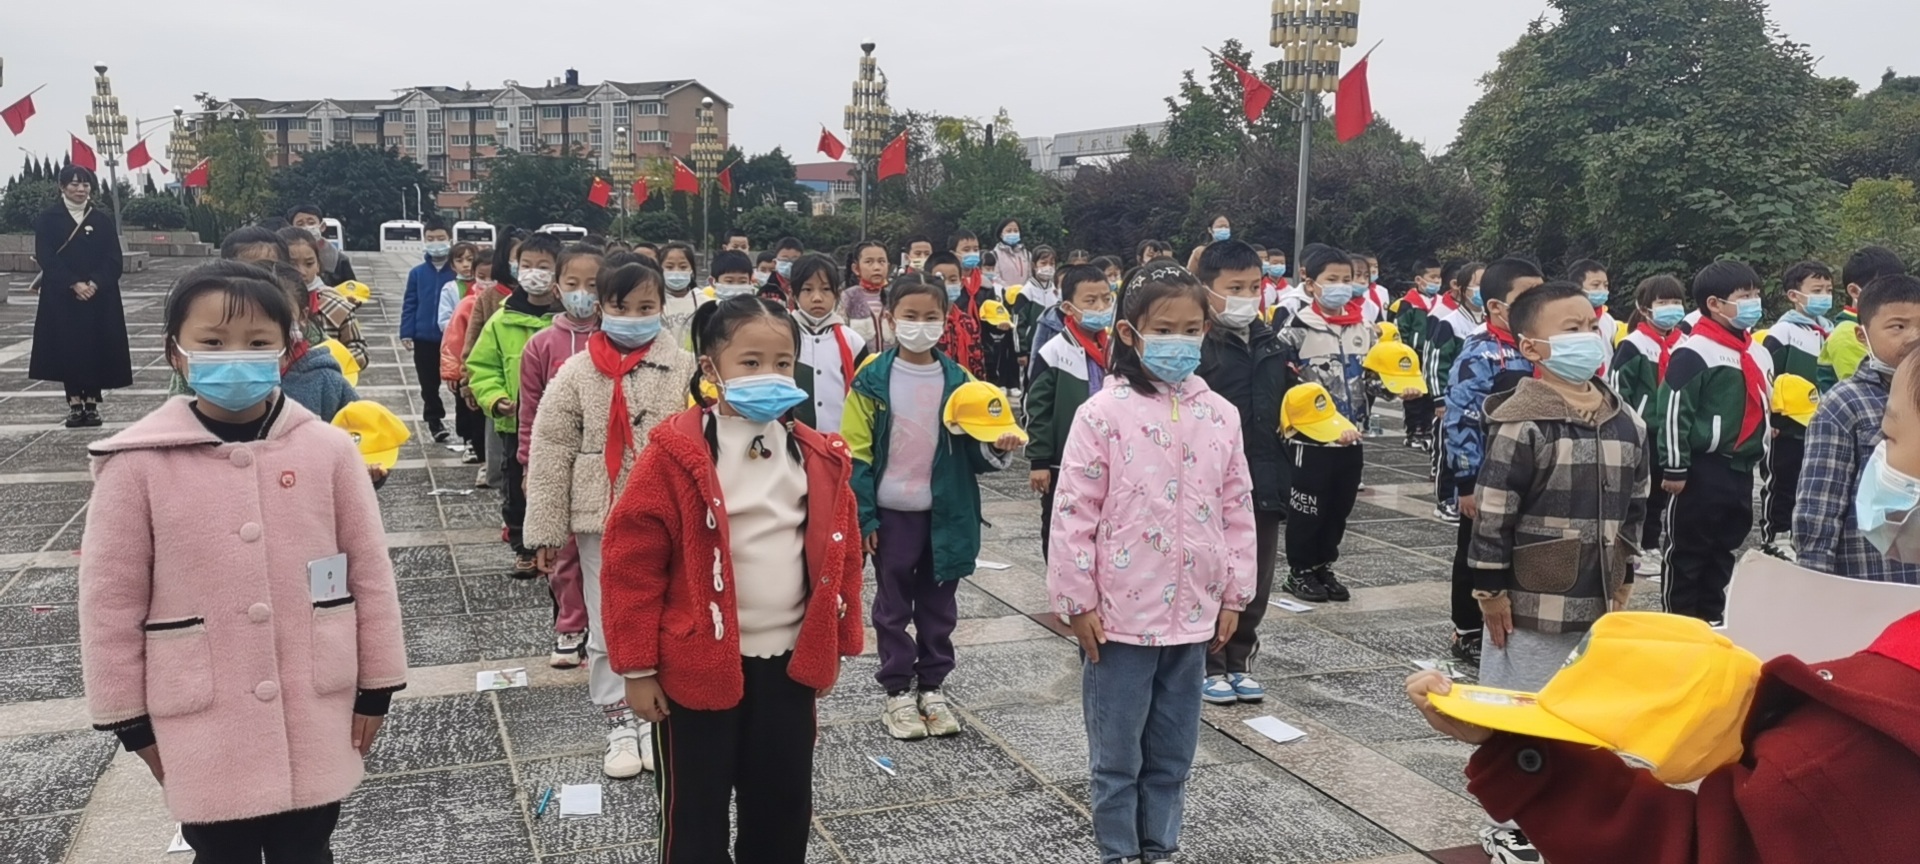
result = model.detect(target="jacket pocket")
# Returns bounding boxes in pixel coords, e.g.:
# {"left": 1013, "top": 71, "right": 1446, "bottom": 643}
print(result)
{"left": 143, "top": 618, "right": 214, "bottom": 718}
{"left": 1511, "top": 537, "right": 1582, "bottom": 594}
{"left": 1707, "top": 415, "right": 1722, "bottom": 454}
{"left": 310, "top": 599, "right": 360, "bottom": 696}
{"left": 570, "top": 455, "right": 606, "bottom": 525}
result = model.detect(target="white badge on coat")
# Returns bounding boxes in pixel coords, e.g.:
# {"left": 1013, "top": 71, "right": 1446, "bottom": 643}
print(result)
{"left": 308, "top": 553, "right": 349, "bottom": 602}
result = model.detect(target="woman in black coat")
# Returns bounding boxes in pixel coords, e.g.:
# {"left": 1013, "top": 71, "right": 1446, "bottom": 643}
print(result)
{"left": 30, "top": 165, "right": 132, "bottom": 427}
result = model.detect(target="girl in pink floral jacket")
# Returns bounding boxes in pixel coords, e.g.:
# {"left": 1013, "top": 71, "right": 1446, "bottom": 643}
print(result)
{"left": 1045, "top": 264, "right": 1257, "bottom": 864}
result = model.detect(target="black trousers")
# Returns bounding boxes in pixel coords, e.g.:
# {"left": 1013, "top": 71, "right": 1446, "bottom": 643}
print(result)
{"left": 1039, "top": 468, "right": 1059, "bottom": 562}
{"left": 1285, "top": 444, "right": 1364, "bottom": 571}
{"left": 655, "top": 653, "right": 817, "bottom": 864}
{"left": 1761, "top": 434, "right": 1803, "bottom": 543}
{"left": 499, "top": 431, "right": 527, "bottom": 554}
{"left": 1642, "top": 482, "right": 1670, "bottom": 553}
{"left": 1404, "top": 395, "right": 1436, "bottom": 437}
{"left": 1208, "top": 508, "right": 1284, "bottom": 676}
{"left": 412, "top": 339, "right": 446, "bottom": 426}
{"left": 63, "top": 384, "right": 103, "bottom": 402}
{"left": 1664, "top": 457, "right": 1753, "bottom": 623}
{"left": 181, "top": 802, "right": 340, "bottom": 864}
{"left": 1450, "top": 516, "right": 1483, "bottom": 635}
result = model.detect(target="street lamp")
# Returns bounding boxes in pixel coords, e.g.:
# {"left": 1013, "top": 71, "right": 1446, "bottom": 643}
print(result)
{"left": 84, "top": 62, "right": 130, "bottom": 250}
{"left": 692, "top": 97, "right": 723, "bottom": 264}
{"left": 609, "top": 125, "right": 638, "bottom": 239}
{"left": 1270, "top": 0, "right": 1360, "bottom": 269}
{"left": 844, "top": 41, "right": 893, "bottom": 240}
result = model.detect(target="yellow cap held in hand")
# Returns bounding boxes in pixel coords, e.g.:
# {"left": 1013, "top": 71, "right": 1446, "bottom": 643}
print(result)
{"left": 1377, "top": 321, "right": 1400, "bottom": 343}
{"left": 334, "top": 281, "right": 372, "bottom": 305}
{"left": 330, "top": 401, "right": 410, "bottom": 470}
{"left": 943, "top": 380, "right": 1027, "bottom": 444}
{"left": 1429, "top": 611, "right": 1762, "bottom": 784}
{"left": 1772, "top": 374, "right": 1818, "bottom": 426}
{"left": 979, "top": 299, "right": 1013, "bottom": 328}
{"left": 317, "top": 339, "right": 360, "bottom": 387}
{"left": 1363, "top": 341, "right": 1427, "bottom": 395}
{"left": 1279, "top": 383, "right": 1358, "bottom": 443}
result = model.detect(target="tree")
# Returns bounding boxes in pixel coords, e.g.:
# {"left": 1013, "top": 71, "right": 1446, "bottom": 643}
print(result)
{"left": 471, "top": 149, "right": 611, "bottom": 233}
{"left": 122, "top": 194, "right": 190, "bottom": 230}
{"left": 272, "top": 144, "right": 439, "bottom": 252}
{"left": 733, "top": 205, "right": 806, "bottom": 248}
{"left": 1830, "top": 177, "right": 1920, "bottom": 263}
{"left": 1830, "top": 73, "right": 1920, "bottom": 185}
{"left": 193, "top": 94, "right": 277, "bottom": 224}
{"left": 0, "top": 180, "right": 59, "bottom": 232}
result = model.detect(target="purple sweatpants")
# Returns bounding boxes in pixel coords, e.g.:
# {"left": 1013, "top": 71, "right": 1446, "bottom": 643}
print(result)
{"left": 872, "top": 508, "right": 960, "bottom": 694}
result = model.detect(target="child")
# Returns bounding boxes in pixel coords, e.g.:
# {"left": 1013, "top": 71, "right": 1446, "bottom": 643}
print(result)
{"left": 1357, "top": 252, "right": 1388, "bottom": 323}
{"left": 287, "top": 203, "right": 358, "bottom": 284}
{"left": 465, "top": 236, "right": 528, "bottom": 487}
{"left": 80, "top": 261, "right": 406, "bottom": 861}
{"left": 1426, "top": 261, "right": 1486, "bottom": 523}
{"left": 1275, "top": 245, "right": 1379, "bottom": 604}
{"left": 1796, "top": 274, "right": 1920, "bottom": 584}
{"left": 902, "top": 235, "right": 934, "bottom": 274}
{"left": 1192, "top": 242, "right": 1290, "bottom": 703}
{"left": 526, "top": 262, "right": 697, "bottom": 780}
{"left": 435, "top": 242, "right": 479, "bottom": 334}
{"left": 1466, "top": 280, "right": 1648, "bottom": 863}
{"left": 1024, "top": 264, "right": 1114, "bottom": 561}
{"left": 790, "top": 252, "right": 870, "bottom": 433}
{"left": 841, "top": 240, "right": 892, "bottom": 348}
{"left": 926, "top": 252, "right": 987, "bottom": 380}
{"left": 1818, "top": 246, "right": 1908, "bottom": 389}
{"left": 947, "top": 232, "right": 994, "bottom": 378}
{"left": 708, "top": 250, "right": 759, "bottom": 302}
{"left": 401, "top": 218, "right": 456, "bottom": 443}
{"left": 441, "top": 255, "right": 497, "bottom": 468}
{"left": 753, "top": 251, "right": 779, "bottom": 292}
{"left": 1047, "top": 262, "right": 1255, "bottom": 864}
{"left": 601, "top": 295, "right": 863, "bottom": 864}
{"left": 1094, "top": 255, "right": 1125, "bottom": 293}
{"left": 277, "top": 227, "right": 369, "bottom": 370}
{"left": 1758, "top": 260, "right": 1836, "bottom": 560}
{"left": 1138, "top": 239, "right": 1175, "bottom": 267}
{"left": 843, "top": 273, "right": 1017, "bottom": 740}
{"left": 1655, "top": 260, "right": 1774, "bottom": 624}
{"left": 1442, "top": 257, "right": 1546, "bottom": 665}
{"left": 631, "top": 242, "right": 660, "bottom": 264}
{"left": 1262, "top": 248, "right": 1291, "bottom": 313}
{"left": 1567, "top": 259, "right": 1620, "bottom": 353}
{"left": 518, "top": 246, "right": 604, "bottom": 669}
{"left": 992, "top": 218, "right": 1032, "bottom": 288}
{"left": 1009, "top": 245, "right": 1059, "bottom": 372}
{"left": 658, "top": 241, "right": 707, "bottom": 348}
{"left": 468, "top": 233, "right": 562, "bottom": 578}
{"left": 264, "top": 263, "right": 362, "bottom": 422}
{"left": 1393, "top": 257, "right": 1444, "bottom": 449}
{"left": 771, "top": 236, "right": 806, "bottom": 295}
{"left": 220, "top": 226, "right": 290, "bottom": 265}
{"left": 1610, "top": 274, "right": 1689, "bottom": 575}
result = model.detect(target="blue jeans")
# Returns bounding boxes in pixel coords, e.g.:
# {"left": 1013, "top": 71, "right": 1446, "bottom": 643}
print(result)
{"left": 1083, "top": 640, "right": 1205, "bottom": 864}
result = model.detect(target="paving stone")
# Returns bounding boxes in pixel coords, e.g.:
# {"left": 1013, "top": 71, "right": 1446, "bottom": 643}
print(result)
{"left": 934, "top": 636, "right": 1083, "bottom": 710}
{"left": 821, "top": 788, "right": 1093, "bottom": 864}
{"left": 1363, "top": 464, "right": 1433, "bottom": 488}
{"left": 520, "top": 753, "right": 658, "bottom": 853}
{"left": 403, "top": 607, "right": 552, "bottom": 667}
{"left": 389, "top": 544, "right": 456, "bottom": 580}
{"left": 1248, "top": 615, "right": 1398, "bottom": 678}
{"left": 0, "top": 524, "right": 64, "bottom": 555}
{"left": 0, "top": 567, "right": 77, "bottom": 604}
{"left": 0, "top": 812, "right": 82, "bottom": 864}
{"left": 363, "top": 693, "right": 506, "bottom": 775}
{"left": 0, "top": 730, "right": 116, "bottom": 818}
{"left": 969, "top": 698, "right": 1257, "bottom": 784}
{"left": 495, "top": 682, "right": 611, "bottom": 761}
{"left": 1267, "top": 668, "right": 1445, "bottom": 744}
{"left": 1344, "top": 517, "right": 1460, "bottom": 550}
{"left": 0, "top": 483, "right": 92, "bottom": 506}
{"left": 1330, "top": 546, "right": 1449, "bottom": 588}
{"left": 396, "top": 576, "right": 468, "bottom": 619}
{"left": 463, "top": 571, "right": 556, "bottom": 614}
{"left": 453, "top": 542, "right": 518, "bottom": 577}
{"left": 1374, "top": 737, "right": 1476, "bottom": 798}
{"left": 380, "top": 505, "right": 446, "bottom": 532}
{"left": 0, "top": 603, "right": 78, "bottom": 649}
{"left": 1157, "top": 761, "right": 1413, "bottom": 862}
{"left": 818, "top": 654, "right": 885, "bottom": 726}
{"left": 334, "top": 764, "right": 529, "bottom": 864}
{"left": 811, "top": 719, "right": 1040, "bottom": 814}
{"left": 0, "top": 643, "right": 83, "bottom": 705}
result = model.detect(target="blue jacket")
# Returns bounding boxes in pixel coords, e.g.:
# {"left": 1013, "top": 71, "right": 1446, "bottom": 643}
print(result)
{"left": 400, "top": 254, "right": 456, "bottom": 341}
{"left": 1444, "top": 325, "right": 1534, "bottom": 488}
{"left": 281, "top": 347, "right": 361, "bottom": 423}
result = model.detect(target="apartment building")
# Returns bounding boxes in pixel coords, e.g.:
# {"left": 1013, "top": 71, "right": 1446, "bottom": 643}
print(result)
{"left": 216, "top": 69, "right": 730, "bottom": 213}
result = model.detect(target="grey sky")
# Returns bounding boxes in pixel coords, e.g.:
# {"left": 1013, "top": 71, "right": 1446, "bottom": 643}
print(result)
{"left": 4, "top": 0, "right": 1912, "bottom": 184}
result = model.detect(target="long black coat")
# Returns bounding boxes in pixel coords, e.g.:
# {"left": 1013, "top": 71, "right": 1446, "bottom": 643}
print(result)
{"left": 29, "top": 204, "right": 132, "bottom": 390}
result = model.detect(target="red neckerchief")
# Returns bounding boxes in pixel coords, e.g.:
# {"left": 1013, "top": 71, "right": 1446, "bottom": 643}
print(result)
{"left": 1868, "top": 611, "right": 1920, "bottom": 672}
{"left": 1691, "top": 317, "right": 1767, "bottom": 446}
{"left": 830, "top": 324, "right": 855, "bottom": 393}
{"left": 1399, "top": 288, "right": 1431, "bottom": 312}
{"left": 1066, "top": 320, "right": 1109, "bottom": 369}
{"left": 1436, "top": 293, "right": 1460, "bottom": 313}
{"left": 1488, "top": 321, "right": 1519, "bottom": 348}
{"left": 963, "top": 267, "right": 983, "bottom": 295}
{"left": 283, "top": 340, "right": 311, "bottom": 372}
{"left": 1321, "top": 298, "right": 1366, "bottom": 327}
{"left": 1594, "top": 304, "right": 1607, "bottom": 320}
{"left": 588, "top": 332, "right": 654, "bottom": 495}
{"left": 1635, "top": 322, "right": 1684, "bottom": 381}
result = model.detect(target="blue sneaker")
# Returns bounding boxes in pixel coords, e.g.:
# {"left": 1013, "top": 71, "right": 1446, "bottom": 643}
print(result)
{"left": 1202, "top": 675, "right": 1238, "bottom": 705}
{"left": 1229, "top": 673, "right": 1265, "bottom": 703}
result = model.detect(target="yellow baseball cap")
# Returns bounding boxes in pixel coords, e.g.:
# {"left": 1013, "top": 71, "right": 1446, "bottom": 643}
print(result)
{"left": 1005, "top": 285, "right": 1024, "bottom": 306}
{"left": 330, "top": 401, "right": 410, "bottom": 470}
{"left": 943, "top": 380, "right": 1027, "bottom": 444}
{"left": 1430, "top": 612, "right": 1762, "bottom": 784}
{"left": 1363, "top": 342, "right": 1427, "bottom": 395}
{"left": 1377, "top": 321, "right": 1400, "bottom": 343}
{"left": 1279, "top": 383, "right": 1358, "bottom": 442}
{"left": 978, "top": 299, "right": 1012, "bottom": 328}
{"left": 334, "top": 281, "right": 372, "bottom": 305}
{"left": 1773, "top": 374, "right": 1817, "bottom": 425}
{"left": 316, "top": 339, "right": 361, "bottom": 387}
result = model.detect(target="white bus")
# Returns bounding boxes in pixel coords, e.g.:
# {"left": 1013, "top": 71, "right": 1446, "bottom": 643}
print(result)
{"left": 379, "top": 220, "right": 426, "bottom": 255}
{"left": 536, "top": 223, "right": 589, "bottom": 243}
{"left": 321, "top": 218, "right": 344, "bottom": 252}
{"left": 453, "top": 220, "right": 496, "bottom": 248}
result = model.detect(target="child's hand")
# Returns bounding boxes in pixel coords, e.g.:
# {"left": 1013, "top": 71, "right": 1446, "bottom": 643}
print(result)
{"left": 1211, "top": 609, "right": 1240, "bottom": 653}
{"left": 493, "top": 398, "right": 515, "bottom": 417}
{"left": 993, "top": 433, "right": 1026, "bottom": 452}
{"left": 1662, "top": 479, "right": 1686, "bottom": 495}
{"left": 535, "top": 547, "right": 558, "bottom": 574}
{"left": 1029, "top": 469, "right": 1052, "bottom": 495}
{"left": 1458, "top": 494, "right": 1478, "bottom": 520}
{"left": 625, "top": 677, "right": 671, "bottom": 723}
{"left": 1069, "top": 611, "right": 1107, "bottom": 663}
{"left": 134, "top": 744, "right": 164, "bottom": 785}
{"left": 1612, "top": 581, "right": 1635, "bottom": 612}
{"left": 1405, "top": 670, "right": 1494, "bottom": 745}
{"left": 864, "top": 532, "right": 880, "bottom": 555}
{"left": 351, "top": 714, "right": 385, "bottom": 755}
{"left": 402, "top": 338, "right": 414, "bottom": 352}
{"left": 1400, "top": 388, "right": 1424, "bottom": 400}
{"left": 996, "top": 321, "right": 1013, "bottom": 331}
{"left": 1479, "top": 593, "right": 1514, "bottom": 649}
{"left": 1337, "top": 429, "right": 1362, "bottom": 445}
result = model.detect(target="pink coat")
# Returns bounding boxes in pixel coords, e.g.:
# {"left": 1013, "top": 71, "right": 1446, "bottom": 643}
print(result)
{"left": 1046, "top": 377, "right": 1258, "bottom": 647}
{"left": 517, "top": 315, "right": 598, "bottom": 465}
{"left": 79, "top": 397, "right": 408, "bottom": 824}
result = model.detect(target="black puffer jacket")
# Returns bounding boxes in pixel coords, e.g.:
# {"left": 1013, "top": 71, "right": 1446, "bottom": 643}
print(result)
{"left": 1199, "top": 319, "right": 1291, "bottom": 512}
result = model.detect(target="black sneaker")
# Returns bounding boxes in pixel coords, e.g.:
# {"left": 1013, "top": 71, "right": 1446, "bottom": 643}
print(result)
{"left": 1450, "top": 631, "right": 1483, "bottom": 666}
{"left": 1317, "top": 565, "right": 1351, "bottom": 602}
{"left": 1433, "top": 499, "right": 1461, "bottom": 524}
{"left": 431, "top": 425, "right": 453, "bottom": 444}
{"left": 63, "top": 404, "right": 87, "bottom": 429}
{"left": 80, "top": 405, "right": 103, "bottom": 427}
{"left": 1283, "top": 568, "right": 1329, "bottom": 603}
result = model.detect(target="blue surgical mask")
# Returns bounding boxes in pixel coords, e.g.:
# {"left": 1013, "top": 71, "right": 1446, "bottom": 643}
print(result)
{"left": 1266, "top": 263, "right": 1288, "bottom": 278}
{"left": 562, "top": 291, "right": 597, "bottom": 319}
{"left": 719, "top": 373, "right": 808, "bottom": 423}
{"left": 1211, "top": 227, "right": 1232, "bottom": 243}
{"left": 664, "top": 271, "right": 693, "bottom": 292}
{"left": 184, "top": 349, "right": 283, "bottom": 412}
{"left": 600, "top": 314, "right": 661, "bottom": 349}
{"left": 1587, "top": 290, "right": 1610, "bottom": 309}
{"left": 425, "top": 241, "right": 451, "bottom": 259}
{"left": 947, "top": 284, "right": 963, "bottom": 303}
{"left": 1857, "top": 441, "right": 1920, "bottom": 563}
{"left": 1468, "top": 286, "right": 1483, "bottom": 308}
{"left": 961, "top": 252, "right": 982, "bottom": 270}
{"left": 714, "top": 283, "right": 756, "bottom": 300}
{"left": 510, "top": 261, "right": 521, "bottom": 279}
{"left": 775, "top": 259, "right": 793, "bottom": 278}
{"left": 1420, "top": 280, "right": 1442, "bottom": 296}
{"left": 1002, "top": 232, "right": 1021, "bottom": 247}
{"left": 1137, "top": 333, "right": 1204, "bottom": 383}
{"left": 1533, "top": 332, "right": 1608, "bottom": 383}
{"left": 1727, "top": 296, "right": 1763, "bottom": 330}
{"left": 1651, "top": 305, "right": 1687, "bottom": 330}
{"left": 1317, "top": 282, "right": 1356, "bottom": 310}
{"left": 1075, "top": 306, "right": 1114, "bottom": 331}
{"left": 1804, "top": 293, "right": 1834, "bottom": 318}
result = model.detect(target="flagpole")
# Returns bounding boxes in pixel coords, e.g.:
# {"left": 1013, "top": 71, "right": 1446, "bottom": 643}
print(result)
{"left": 858, "top": 157, "right": 869, "bottom": 241}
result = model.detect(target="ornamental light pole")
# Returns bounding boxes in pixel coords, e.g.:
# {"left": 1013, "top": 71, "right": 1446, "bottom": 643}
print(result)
{"left": 691, "top": 97, "right": 723, "bottom": 264}
{"left": 1270, "top": 0, "right": 1359, "bottom": 269}
{"left": 844, "top": 41, "right": 892, "bottom": 240}
{"left": 610, "top": 125, "right": 638, "bottom": 239}
{"left": 85, "top": 62, "right": 130, "bottom": 250}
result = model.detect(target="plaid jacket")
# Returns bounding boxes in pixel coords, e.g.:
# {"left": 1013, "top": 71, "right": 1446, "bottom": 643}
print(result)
{"left": 1470, "top": 378, "right": 1650, "bottom": 634}
{"left": 313, "top": 287, "right": 368, "bottom": 369}
{"left": 1794, "top": 362, "right": 1920, "bottom": 584}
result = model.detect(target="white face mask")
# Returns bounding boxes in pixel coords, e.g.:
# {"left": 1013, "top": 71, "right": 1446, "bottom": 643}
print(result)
{"left": 1212, "top": 291, "right": 1260, "bottom": 328}
{"left": 714, "top": 283, "right": 756, "bottom": 300}
{"left": 304, "top": 224, "right": 325, "bottom": 240}
{"left": 519, "top": 267, "right": 554, "bottom": 295}
{"left": 307, "top": 276, "right": 325, "bottom": 293}
{"left": 894, "top": 321, "right": 943, "bottom": 353}
{"left": 795, "top": 307, "right": 834, "bottom": 329}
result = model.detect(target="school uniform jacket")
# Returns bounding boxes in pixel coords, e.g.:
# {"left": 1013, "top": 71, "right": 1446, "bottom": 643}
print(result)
{"left": 1655, "top": 331, "right": 1774, "bottom": 481}
{"left": 1764, "top": 311, "right": 1830, "bottom": 386}
{"left": 1024, "top": 330, "right": 1103, "bottom": 474}
{"left": 1275, "top": 304, "right": 1377, "bottom": 431}
{"left": 1426, "top": 301, "right": 1483, "bottom": 399}
{"left": 1393, "top": 290, "right": 1436, "bottom": 355}
{"left": 797, "top": 317, "right": 870, "bottom": 436}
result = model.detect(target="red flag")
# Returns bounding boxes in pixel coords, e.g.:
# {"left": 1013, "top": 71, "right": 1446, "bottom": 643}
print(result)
{"left": 1336, "top": 58, "right": 1374, "bottom": 143}
{"left": 126, "top": 139, "right": 153, "bottom": 170}
{"left": 0, "top": 94, "right": 34, "bottom": 135}
{"left": 631, "top": 177, "right": 649, "bottom": 206}
{"left": 671, "top": 158, "right": 699, "bottom": 194}
{"left": 184, "top": 158, "right": 209, "bottom": 188}
{"left": 876, "top": 130, "right": 908, "bottom": 180}
{"left": 587, "top": 176, "right": 612, "bottom": 208}
{"left": 70, "top": 135, "right": 97, "bottom": 172}
{"left": 717, "top": 161, "right": 736, "bottom": 196}
{"left": 817, "top": 127, "right": 846, "bottom": 160}
{"left": 1220, "top": 57, "right": 1275, "bottom": 125}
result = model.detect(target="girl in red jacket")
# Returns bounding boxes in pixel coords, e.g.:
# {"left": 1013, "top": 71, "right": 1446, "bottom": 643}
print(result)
{"left": 601, "top": 294, "right": 865, "bottom": 864}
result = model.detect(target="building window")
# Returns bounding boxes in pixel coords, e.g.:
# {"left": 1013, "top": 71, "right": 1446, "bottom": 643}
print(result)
{"left": 449, "top": 109, "right": 468, "bottom": 123}
{"left": 542, "top": 133, "right": 564, "bottom": 147}
{"left": 307, "top": 119, "right": 323, "bottom": 133}
{"left": 520, "top": 106, "right": 535, "bottom": 124}
{"left": 614, "top": 103, "right": 629, "bottom": 120}
{"left": 475, "top": 134, "right": 496, "bottom": 147}
{"left": 451, "top": 135, "right": 470, "bottom": 146}
{"left": 519, "top": 130, "right": 536, "bottom": 150}
{"left": 458, "top": 181, "right": 478, "bottom": 193}
{"left": 383, "top": 135, "right": 401, "bottom": 148}
{"left": 568, "top": 104, "right": 590, "bottom": 118}
{"left": 405, "top": 133, "right": 418, "bottom": 152}
{"left": 354, "top": 119, "right": 379, "bottom": 133}
{"left": 258, "top": 119, "right": 275, "bottom": 131}
{"left": 290, "top": 142, "right": 308, "bottom": 153}
{"left": 636, "top": 101, "right": 664, "bottom": 116}
{"left": 473, "top": 108, "right": 493, "bottom": 121}
{"left": 452, "top": 160, "right": 470, "bottom": 171}
{"left": 384, "top": 110, "right": 405, "bottom": 123}
{"left": 428, "top": 132, "right": 445, "bottom": 152}
{"left": 427, "top": 110, "right": 443, "bottom": 129}
{"left": 636, "top": 130, "right": 667, "bottom": 143}
{"left": 540, "top": 106, "right": 565, "bottom": 119}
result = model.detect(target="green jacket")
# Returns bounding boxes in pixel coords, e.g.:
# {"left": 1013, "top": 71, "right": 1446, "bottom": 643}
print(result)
{"left": 843, "top": 349, "right": 1008, "bottom": 582}
{"left": 466, "top": 307, "right": 555, "bottom": 433}
{"left": 1023, "top": 332, "right": 1100, "bottom": 470}
{"left": 1393, "top": 292, "right": 1435, "bottom": 354}
{"left": 1817, "top": 313, "right": 1867, "bottom": 391}
{"left": 1654, "top": 330, "right": 1775, "bottom": 480}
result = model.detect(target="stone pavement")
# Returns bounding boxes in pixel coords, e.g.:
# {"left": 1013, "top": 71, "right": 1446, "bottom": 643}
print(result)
{"left": 0, "top": 253, "right": 1677, "bottom": 864}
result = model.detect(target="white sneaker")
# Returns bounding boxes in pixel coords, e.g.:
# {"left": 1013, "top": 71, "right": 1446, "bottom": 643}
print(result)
{"left": 1763, "top": 538, "right": 1798, "bottom": 563}
{"left": 1479, "top": 825, "right": 1542, "bottom": 863}
{"left": 1634, "top": 550, "right": 1664, "bottom": 577}
{"left": 919, "top": 690, "right": 962, "bottom": 737}
{"left": 883, "top": 693, "right": 930, "bottom": 740}
{"left": 475, "top": 467, "right": 491, "bottom": 488}
{"left": 603, "top": 724, "right": 647, "bottom": 779}
{"left": 549, "top": 631, "right": 586, "bottom": 669}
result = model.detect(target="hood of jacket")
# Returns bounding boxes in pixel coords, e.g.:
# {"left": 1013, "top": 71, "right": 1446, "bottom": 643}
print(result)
{"left": 505, "top": 287, "right": 557, "bottom": 317}
{"left": 89, "top": 395, "right": 316, "bottom": 457}
{"left": 494, "top": 306, "right": 555, "bottom": 333}
{"left": 1484, "top": 376, "right": 1623, "bottom": 427}
{"left": 551, "top": 313, "right": 598, "bottom": 335}
{"left": 287, "top": 345, "right": 345, "bottom": 377}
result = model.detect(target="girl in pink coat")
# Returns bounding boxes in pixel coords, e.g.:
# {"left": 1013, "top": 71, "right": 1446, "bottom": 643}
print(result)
{"left": 1046, "top": 263, "right": 1258, "bottom": 864}
{"left": 79, "top": 261, "right": 407, "bottom": 860}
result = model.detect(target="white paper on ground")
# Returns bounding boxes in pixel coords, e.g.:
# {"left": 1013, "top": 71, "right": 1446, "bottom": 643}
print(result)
{"left": 1243, "top": 715, "right": 1308, "bottom": 744}
{"left": 475, "top": 668, "right": 529, "bottom": 691}
{"left": 1269, "top": 598, "right": 1315, "bottom": 613}
{"left": 974, "top": 559, "right": 1012, "bottom": 571}
{"left": 1723, "top": 551, "right": 1920, "bottom": 662}
{"left": 167, "top": 829, "right": 191, "bottom": 853}
{"left": 1413, "top": 659, "right": 1466, "bottom": 680}
{"left": 559, "top": 784, "right": 603, "bottom": 817}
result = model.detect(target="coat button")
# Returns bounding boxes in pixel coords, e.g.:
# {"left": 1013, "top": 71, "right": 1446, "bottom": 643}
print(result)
{"left": 1818, "top": 669, "right": 1834, "bottom": 681}
{"left": 230, "top": 449, "right": 253, "bottom": 468}
{"left": 238, "top": 522, "right": 262, "bottom": 542}
{"left": 832, "top": 532, "right": 844, "bottom": 542}
{"left": 1516, "top": 748, "right": 1545, "bottom": 774}
{"left": 254, "top": 681, "right": 279, "bottom": 702}
{"left": 247, "top": 603, "right": 271, "bottom": 623}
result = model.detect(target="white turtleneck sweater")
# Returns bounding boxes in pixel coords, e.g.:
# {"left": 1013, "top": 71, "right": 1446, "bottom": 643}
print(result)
{"left": 65, "top": 198, "right": 87, "bottom": 225}
{"left": 714, "top": 414, "right": 809, "bottom": 658}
